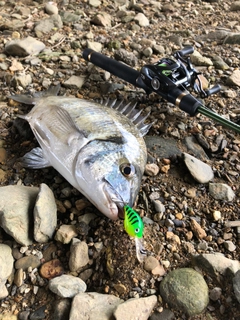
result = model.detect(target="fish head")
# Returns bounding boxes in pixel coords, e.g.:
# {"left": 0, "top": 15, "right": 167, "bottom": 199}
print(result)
{"left": 74, "top": 141, "right": 147, "bottom": 220}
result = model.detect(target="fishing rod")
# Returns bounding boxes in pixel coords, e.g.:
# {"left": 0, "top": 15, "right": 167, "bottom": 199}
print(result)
{"left": 82, "top": 46, "right": 240, "bottom": 134}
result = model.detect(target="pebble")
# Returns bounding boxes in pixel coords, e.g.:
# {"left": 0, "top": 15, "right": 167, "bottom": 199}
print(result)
{"left": 144, "top": 256, "right": 160, "bottom": 272}
{"left": 39, "top": 259, "right": 64, "bottom": 279}
{"left": 63, "top": 75, "right": 86, "bottom": 89}
{"left": 160, "top": 268, "right": 209, "bottom": 316}
{"left": 69, "top": 239, "right": 90, "bottom": 272}
{"left": 35, "top": 14, "right": 63, "bottom": 38}
{"left": 14, "top": 268, "right": 24, "bottom": 287}
{"left": 212, "top": 210, "right": 221, "bottom": 221}
{"left": 4, "top": 36, "right": 45, "bottom": 57}
{"left": 149, "top": 309, "right": 175, "bottom": 320}
{"left": 0, "top": 185, "right": 39, "bottom": 246}
{"left": 54, "top": 224, "right": 78, "bottom": 244}
{"left": 33, "top": 183, "right": 57, "bottom": 243}
{"left": 145, "top": 163, "right": 159, "bottom": 176}
{"left": 69, "top": 292, "right": 123, "bottom": 320}
{"left": 224, "top": 241, "right": 236, "bottom": 252}
{"left": 49, "top": 274, "right": 86, "bottom": 298}
{"left": 52, "top": 299, "right": 71, "bottom": 320}
{"left": 190, "top": 219, "right": 207, "bottom": 239}
{"left": 183, "top": 153, "right": 214, "bottom": 183}
{"left": 209, "top": 287, "right": 222, "bottom": 301}
{"left": 209, "top": 183, "right": 235, "bottom": 201}
{"left": 134, "top": 12, "right": 149, "bottom": 27}
{"left": 45, "top": 3, "right": 58, "bottom": 15}
{"left": 152, "top": 199, "right": 165, "bottom": 213}
{"left": 191, "top": 50, "right": 213, "bottom": 66}
{"left": 91, "top": 12, "right": 112, "bottom": 27}
{"left": 29, "top": 305, "right": 46, "bottom": 320}
{"left": 114, "top": 295, "right": 157, "bottom": 320}
{"left": 226, "top": 69, "right": 240, "bottom": 87}
{"left": 15, "top": 255, "right": 41, "bottom": 270}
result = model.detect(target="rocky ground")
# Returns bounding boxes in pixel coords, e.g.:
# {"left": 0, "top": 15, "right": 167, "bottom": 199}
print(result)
{"left": 0, "top": 0, "right": 240, "bottom": 319}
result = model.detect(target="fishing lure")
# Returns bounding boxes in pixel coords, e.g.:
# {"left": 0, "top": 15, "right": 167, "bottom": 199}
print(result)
{"left": 124, "top": 205, "right": 147, "bottom": 262}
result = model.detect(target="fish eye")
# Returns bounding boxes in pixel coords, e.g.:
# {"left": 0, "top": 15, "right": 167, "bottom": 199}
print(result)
{"left": 120, "top": 163, "right": 135, "bottom": 177}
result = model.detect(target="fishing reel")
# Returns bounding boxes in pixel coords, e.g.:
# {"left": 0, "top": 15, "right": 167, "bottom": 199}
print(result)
{"left": 83, "top": 46, "right": 240, "bottom": 133}
{"left": 136, "top": 46, "right": 221, "bottom": 117}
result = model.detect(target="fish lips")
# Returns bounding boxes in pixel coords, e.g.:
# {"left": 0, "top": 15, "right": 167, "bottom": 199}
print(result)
{"left": 103, "top": 178, "right": 135, "bottom": 220}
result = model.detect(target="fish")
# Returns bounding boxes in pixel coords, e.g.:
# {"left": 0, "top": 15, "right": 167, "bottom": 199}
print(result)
{"left": 9, "top": 85, "right": 153, "bottom": 220}
{"left": 123, "top": 205, "right": 147, "bottom": 263}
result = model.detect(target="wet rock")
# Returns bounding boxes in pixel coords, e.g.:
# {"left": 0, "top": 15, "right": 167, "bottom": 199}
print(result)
{"left": 34, "top": 183, "right": 57, "bottom": 243}
{"left": 91, "top": 12, "right": 112, "bottom": 27}
{"left": 15, "top": 255, "right": 41, "bottom": 270}
{"left": 69, "top": 292, "right": 123, "bottom": 320}
{"left": 233, "top": 270, "right": 240, "bottom": 303}
{"left": 226, "top": 69, "right": 240, "bottom": 87}
{"left": 49, "top": 274, "right": 86, "bottom": 298}
{"left": 160, "top": 268, "right": 209, "bottom": 316}
{"left": 192, "top": 253, "right": 240, "bottom": 278}
{"left": 35, "top": 14, "right": 63, "bottom": 37}
{"left": 69, "top": 239, "right": 90, "bottom": 272}
{"left": 183, "top": 153, "right": 214, "bottom": 183}
{"left": 4, "top": 37, "right": 45, "bottom": 57}
{"left": 54, "top": 224, "right": 78, "bottom": 244}
{"left": 114, "top": 295, "right": 157, "bottom": 320}
{"left": 209, "top": 183, "right": 235, "bottom": 201}
{"left": 0, "top": 185, "right": 39, "bottom": 246}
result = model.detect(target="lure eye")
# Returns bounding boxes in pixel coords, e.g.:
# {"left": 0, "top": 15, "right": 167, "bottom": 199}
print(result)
{"left": 120, "top": 163, "right": 135, "bottom": 178}
{"left": 135, "top": 228, "right": 140, "bottom": 234}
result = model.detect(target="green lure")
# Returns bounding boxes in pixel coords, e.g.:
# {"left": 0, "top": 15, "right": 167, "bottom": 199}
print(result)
{"left": 123, "top": 205, "right": 144, "bottom": 238}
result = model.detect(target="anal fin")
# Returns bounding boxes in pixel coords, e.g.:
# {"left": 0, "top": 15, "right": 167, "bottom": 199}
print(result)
{"left": 20, "top": 147, "right": 51, "bottom": 169}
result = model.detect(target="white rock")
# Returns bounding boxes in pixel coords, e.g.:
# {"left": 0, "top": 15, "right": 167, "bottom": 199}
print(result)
{"left": 49, "top": 274, "right": 86, "bottom": 298}
{"left": 183, "top": 153, "right": 214, "bottom": 183}
{"left": 69, "top": 239, "right": 89, "bottom": 272}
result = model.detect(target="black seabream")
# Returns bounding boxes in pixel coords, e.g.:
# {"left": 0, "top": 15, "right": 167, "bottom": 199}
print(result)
{"left": 10, "top": 86, "right": 153, "bottom": 220}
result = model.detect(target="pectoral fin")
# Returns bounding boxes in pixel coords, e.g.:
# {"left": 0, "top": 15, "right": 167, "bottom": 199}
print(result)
{"left": 32, "top": 106, "right": 88, "bottom": 147}
{"left": 20, "top": 147, "right": 51, "bottom": 169}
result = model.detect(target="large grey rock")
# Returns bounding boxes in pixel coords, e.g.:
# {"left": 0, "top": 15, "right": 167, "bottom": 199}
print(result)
{"left": 160, "top": 268, "right": 209, "bottom": 316}
{"left": 4, "top": 37, "right": 45, "bottom": 57}
{"left": 0, "top": 244, "right": 14, "bottom": 299}
{"left": 69, "top": 292, "right": 123, "bottom": 320}
{"left": 49, "top": 275, "right": 86, "bottom": 298}
{"left": 0, "top": 185, "right": 39, "bottom": 245}
{"left": 183, "top": 153, "right": 214, "bottom": 183}
{"left": 34, "top": 183, "right": 57, "bottom": 243}
{"left": 114, "top": 295, "right": 157, "bottom": 320}
{"left": 233, "top": 270, "right": 240, "bottom": 303}
{"left": 192, "top": 253, "right": 240, "bottom": 278}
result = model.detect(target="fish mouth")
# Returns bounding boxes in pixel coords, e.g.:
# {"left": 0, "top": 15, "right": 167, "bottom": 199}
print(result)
{"left": 103, "top": 182, "right": 126, "bottom": 220}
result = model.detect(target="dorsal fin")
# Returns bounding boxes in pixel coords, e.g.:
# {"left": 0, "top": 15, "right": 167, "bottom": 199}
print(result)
{"left": 103, "top": 99, "right": 154, "bottom": 137}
